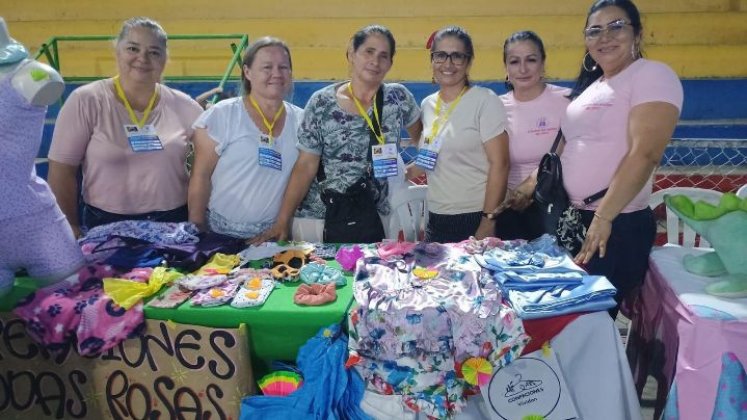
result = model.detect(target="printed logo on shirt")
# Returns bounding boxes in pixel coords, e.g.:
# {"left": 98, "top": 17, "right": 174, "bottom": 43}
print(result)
{"left": 583, "top": 91, "right": 613, "bottom": 111}
{"left": 528, "top": 116, "right": 558, "bottom": 137}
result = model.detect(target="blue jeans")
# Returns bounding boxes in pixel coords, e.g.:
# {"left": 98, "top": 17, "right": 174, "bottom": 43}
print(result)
{"left": 82, "top": 203, "right": 189, "bottom": 231}
{"left": 580, "top": 207, "right": 656, "bottom": 318}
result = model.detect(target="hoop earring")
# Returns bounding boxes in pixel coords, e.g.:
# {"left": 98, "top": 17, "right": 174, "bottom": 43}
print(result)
{"left": 631, "top": 43, "right": 640, "bottom": 59}
{"left": 582, "top": 52, "right": 598, "bottom": 72}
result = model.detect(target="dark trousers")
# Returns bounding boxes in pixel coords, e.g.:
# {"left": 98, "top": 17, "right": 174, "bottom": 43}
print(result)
{"left": 493, "top": 202, "right": 545, "bottom": 241}
{"left": 579, "top": 207, "right": 656, "bottom": 318}
{"left": 425, "top": 211, "right": 482, "bottom": 243}
{"left": 82, "top": 203, "right": 189, "bottom": 231}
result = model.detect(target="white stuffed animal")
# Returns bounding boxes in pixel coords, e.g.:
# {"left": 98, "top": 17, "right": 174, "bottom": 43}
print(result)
{"left": 0, "top": 17, "right": 84, "bottom": 296}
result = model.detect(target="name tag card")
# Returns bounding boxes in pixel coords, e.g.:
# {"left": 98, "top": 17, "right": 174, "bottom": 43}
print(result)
{"left": 125, "top": 124, "right": 163, "bottom": 152}
{"left": 371, "top": 143, "right": 398, "bottom": 178}
{"left": 415, "top": 134, "right": 444, "bottom": 171}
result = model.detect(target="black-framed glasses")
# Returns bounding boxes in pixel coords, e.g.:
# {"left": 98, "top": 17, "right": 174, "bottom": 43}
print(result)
{"left": 584, "top": 19, "right": 632, "bottom": 40}
{"left": 431, "top": 51, "right": 471, "bottom": 65}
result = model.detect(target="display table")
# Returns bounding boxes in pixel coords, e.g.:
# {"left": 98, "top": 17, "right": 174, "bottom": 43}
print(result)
{"left": 145, "top": 277, "right": 353, "bottom": 376}
{"left": 627, "top": 246, "right": 747, "bottom": 420}
{"left": 362, "top": 311, "right": 643, "bottom": 420}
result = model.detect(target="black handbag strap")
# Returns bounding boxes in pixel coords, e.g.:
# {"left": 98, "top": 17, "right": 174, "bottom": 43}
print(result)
{"left": 549, "top": 129, "right": 563, "bottom": 154}
{"left": 583, "top": 188, "right": 608, "bottom": 205}
{"left": 317, "top": 84, "right": 384, "bottom": 183}
{"left": 546, "top": 128, "right": 607, "bottom": 205}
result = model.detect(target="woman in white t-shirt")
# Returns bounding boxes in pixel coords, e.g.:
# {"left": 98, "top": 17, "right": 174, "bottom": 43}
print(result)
{"left": 496, "top": 31, "right": 570, "bottom": 240}
{"left": 408, "top": 26, "right": 509, "bottom": 243}
{"left": 564, "top": 0, "right": 682, "bottom": 316}
{"left": 188, "top": 37, "right": 303, "bottom": 239}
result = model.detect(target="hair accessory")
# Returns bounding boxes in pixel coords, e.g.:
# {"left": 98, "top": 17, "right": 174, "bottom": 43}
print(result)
{"left": 294, "top": 283, "right": 337, "bottom": 306}
{"left": 191, "top": 278, "right": 242, "bottom": 307}
{"left": 300, "top": 263, "right": 345, "bottom": 287}
{"left": 335, "top": 245, "right": 364, "bottom": 272}
{"left": 425, "top": 30, "right": 437, "bottom": 50}
{"left": 271, "top": 250, "right": 308, "bottom": 281}
{"left": 412, "top": 266, "right": 439, "bottom": 280}
{"left": 231, "top": 279, "right": 275, "bottom": 308}
{"left": 377, "top": 241, "right": 417, "bottom": 259}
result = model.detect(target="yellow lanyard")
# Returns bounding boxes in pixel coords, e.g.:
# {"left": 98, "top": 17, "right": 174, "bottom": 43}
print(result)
{"left": 249, "top": 95, "right": 285, "bottom": 145}
{"left": 348, "top": 82, "right": 385, "bottom": 145}
{"left": 113, "top": 75, "right": 158, "bottom": 128}
{"left": 427, "top": 86, "right": 467, "bottom": 143}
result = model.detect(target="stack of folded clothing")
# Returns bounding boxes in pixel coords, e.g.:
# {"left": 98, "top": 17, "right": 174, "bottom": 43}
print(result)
{"left": 478, "top": 235, "right": 617, "bottom": 319}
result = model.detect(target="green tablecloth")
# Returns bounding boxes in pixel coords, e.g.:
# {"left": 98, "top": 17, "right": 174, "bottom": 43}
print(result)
{"left": 145, "top": 275, "right": 353, "bottom": 376}
{"left": 2, "top": 268, "right": 353, "bottom": 378}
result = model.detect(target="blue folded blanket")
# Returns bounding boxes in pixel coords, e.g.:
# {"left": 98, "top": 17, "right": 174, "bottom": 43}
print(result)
{"left": 507, "top": 275, "right": 617, "bottom": 319}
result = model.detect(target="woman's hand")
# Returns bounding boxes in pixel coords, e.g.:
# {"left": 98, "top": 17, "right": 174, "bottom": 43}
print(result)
{"left": 574, "top": 213, "right": 613, "bottom": 264}
{"left": 509, "top": 179, "right": 535, "bottom": 211}
{"left": 474, "top": 217, "right": 496, "bottom": 240}
{"left": 247, "top": 221, "right": 289, "bottom": 245}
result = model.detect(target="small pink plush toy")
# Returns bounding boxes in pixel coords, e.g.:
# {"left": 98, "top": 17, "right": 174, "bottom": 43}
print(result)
{"left": 0, "top": 17, "right": 84, "bottom": 297}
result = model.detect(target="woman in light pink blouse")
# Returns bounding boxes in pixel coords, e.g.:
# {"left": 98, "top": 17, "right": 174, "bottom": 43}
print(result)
{"left": 48, "top": 17, "right": 202, "bottom": 237}
{"left": 562, "top": 0, "right": 683, "bottom": 316}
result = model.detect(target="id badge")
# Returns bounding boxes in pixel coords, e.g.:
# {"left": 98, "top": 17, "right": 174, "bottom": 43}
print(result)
{"left": 371, "top": 143, "right": 398, "bottom": 179}
{"left": 258, "top": 146, "right": 282, "bottom": 171}
{"left": 415, "top": 134, "right": 443, "bottom": 171}
{"left": 124, "top": 124, "right": 163, "bottom": 152}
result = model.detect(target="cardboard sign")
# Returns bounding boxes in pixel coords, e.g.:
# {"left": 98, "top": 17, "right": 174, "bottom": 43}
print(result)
{"left": 482, "top": 347, "right": 579, "bottom": 420}
{"left": 0, "top": 314, "right": 253, "bottom": 419}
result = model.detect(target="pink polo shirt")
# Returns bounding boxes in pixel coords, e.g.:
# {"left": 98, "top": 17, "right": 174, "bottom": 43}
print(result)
{"left": 561, "top": 59, "right": 683, "bottom": 213}
{"left": 501, "top": 84, "right": 570, "bottom": 190}
{"left": 49, "top": 79, "right": 203, "bottom": 214}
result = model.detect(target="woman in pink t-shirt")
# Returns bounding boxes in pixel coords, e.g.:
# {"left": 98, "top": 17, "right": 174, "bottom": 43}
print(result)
{"left": 495, "top": 31, "right": 570, "bottom": 240}
{"left": 48, "top": 18, "right": 203, "bottom": 237}
{"left": 562, "top": 0, "right": 683, "bottom": 316}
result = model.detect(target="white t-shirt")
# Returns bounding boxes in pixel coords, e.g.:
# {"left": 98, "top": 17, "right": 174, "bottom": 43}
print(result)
{"left": 561, "top": 59, "right": 683, "bottom": 212}
{"left": 419, "top": 86, "right": 507, "bottom": 214}
{"left": 501, "top": 84, "right": 570, "bottom": 190}
{"left": 193, "top": 97, "right": 303, "bottom": 236}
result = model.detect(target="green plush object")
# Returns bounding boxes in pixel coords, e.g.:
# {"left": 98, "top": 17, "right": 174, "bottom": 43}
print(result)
{"left": 665, "top": 193, "right": 747, "bottom": 298}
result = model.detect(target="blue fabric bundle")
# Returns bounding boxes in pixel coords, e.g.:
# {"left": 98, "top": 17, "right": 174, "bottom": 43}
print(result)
{"left": 507, "top": 275, "right": 617, "bottom": 319}
{"left": 240, "top": 324, "right": 371, "bottom": 420}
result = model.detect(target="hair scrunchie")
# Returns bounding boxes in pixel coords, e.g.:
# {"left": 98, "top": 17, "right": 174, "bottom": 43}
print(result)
{"left": 294, "top": 283, "right": 336, "bottom": 306}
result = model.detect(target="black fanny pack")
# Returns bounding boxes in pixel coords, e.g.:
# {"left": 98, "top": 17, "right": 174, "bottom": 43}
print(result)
{"left": 318, "top": 85, "right": 386, "bottom": 244}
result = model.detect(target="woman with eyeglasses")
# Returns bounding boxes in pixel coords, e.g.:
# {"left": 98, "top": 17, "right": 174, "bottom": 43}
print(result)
{"left": 188, "top": 37, "right": 304, "bottom": 239}
{"left": 562, "top": 0, "right": 682, "bottom": 316}
{"left": 494, "top": 30, "right": 570, "bottom": 240}
{"left": 48, "top": 17, "right": 203, "bottom": 237}
{"left": 407, "top": 26, "right": 509, "bottom": 243}
{"left": 252, "top": 25, "right": 421, "bottom": 244}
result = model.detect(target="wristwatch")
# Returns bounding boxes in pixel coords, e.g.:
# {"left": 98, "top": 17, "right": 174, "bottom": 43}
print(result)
{"left": 482, "top": 212, "right": 495, "bottom": 220}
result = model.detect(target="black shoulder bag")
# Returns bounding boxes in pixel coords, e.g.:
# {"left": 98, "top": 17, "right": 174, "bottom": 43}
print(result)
{"left": 318, "top": 86, "right": 386, "bottom": 243}
{"left": 533, "top": 129, "right": 607, "bottom": 254}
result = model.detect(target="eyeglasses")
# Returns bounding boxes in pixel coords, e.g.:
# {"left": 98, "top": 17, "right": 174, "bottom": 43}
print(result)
{"left": 431, "top": 51, "right": 471, "bottom": 65}
{"left": 584, "top": 19, "right": 632, "bottom": 40}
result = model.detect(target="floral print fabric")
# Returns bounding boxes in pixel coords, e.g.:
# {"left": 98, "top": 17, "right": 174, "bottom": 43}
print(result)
{"left": 296, "top": 82, "right": 420, "bottom": 219}
{"left": 348, "top": 245, "right": 528, "bottom": 418}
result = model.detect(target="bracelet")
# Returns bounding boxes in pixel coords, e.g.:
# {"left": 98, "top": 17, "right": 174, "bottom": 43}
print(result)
{"left": 594, "top": 212, "right": 614, "bottom": 223}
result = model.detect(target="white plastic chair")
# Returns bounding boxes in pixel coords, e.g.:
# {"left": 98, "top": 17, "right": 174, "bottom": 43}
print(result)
{"left": 737, "top": 184, "right": 747, "bottom": 198}
{"left": 649, "top": 187, "right": 723, "bottom": 248}
{"left": 387, "top": 184, "right": 428, "bottom": 242}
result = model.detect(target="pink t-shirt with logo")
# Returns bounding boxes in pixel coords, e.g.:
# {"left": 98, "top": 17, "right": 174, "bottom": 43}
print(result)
{"left": 49, "top": 79, "right": 203, "bottom": 214}
{"left": 501, "top": 84, "right": 570, "bottom": 190}
{"left": 561, "top": 59, "right": 683, "bottom": 213}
